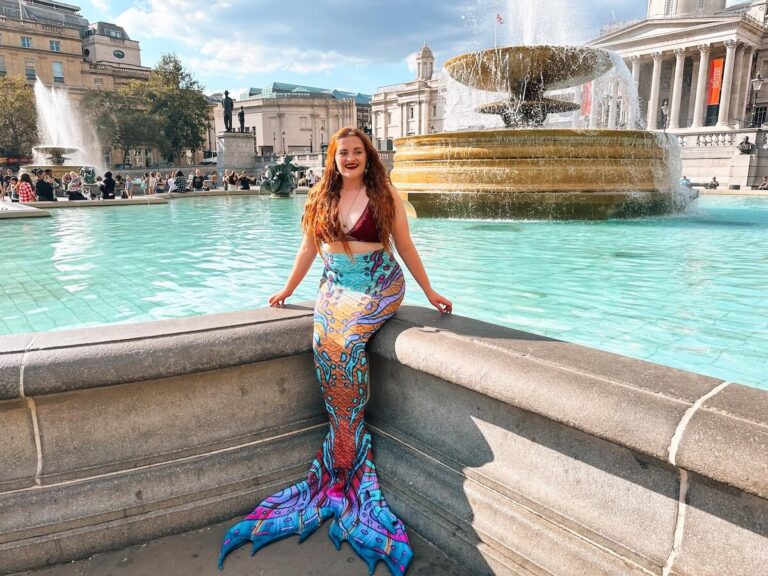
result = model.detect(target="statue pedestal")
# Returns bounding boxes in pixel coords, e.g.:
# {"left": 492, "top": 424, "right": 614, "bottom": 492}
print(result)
{"left": 216, "top": 132, "right": 255, "bottom": 180}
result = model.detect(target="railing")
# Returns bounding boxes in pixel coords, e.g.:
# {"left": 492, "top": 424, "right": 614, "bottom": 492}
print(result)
{"left": 375, "top": 83, "right": 406, "bottom": 95}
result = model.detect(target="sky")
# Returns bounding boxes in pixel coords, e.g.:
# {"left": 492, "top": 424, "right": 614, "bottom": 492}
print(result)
{"left": 72, "top": 0, "right": 738, "bottom": 97}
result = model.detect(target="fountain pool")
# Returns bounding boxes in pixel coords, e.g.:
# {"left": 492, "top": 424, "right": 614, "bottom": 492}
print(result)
{"left": 1, "top": 195, "right": 766, "bottom": 390}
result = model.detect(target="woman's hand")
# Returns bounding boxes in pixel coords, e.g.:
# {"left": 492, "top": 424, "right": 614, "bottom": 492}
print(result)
{"left": 268, "top": 287, "right": 293, "bottom": 307}
{"left": 426, "top": 290, "right": 452, "bottom": 314}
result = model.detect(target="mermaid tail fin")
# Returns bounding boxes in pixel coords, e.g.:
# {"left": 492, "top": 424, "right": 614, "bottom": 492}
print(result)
{"left": 218, "top": 454, "right": 334, "bottom": 569}
{"left": 218, "top": 432, "right": 413, "bottom": 575}
{"left": 326, "top": 432, "right": 414, "bottom": 575}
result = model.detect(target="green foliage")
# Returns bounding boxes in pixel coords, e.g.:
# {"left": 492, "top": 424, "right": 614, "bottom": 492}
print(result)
{"left": 0, "top": 75, "right": 38, "bottom": 157}
{"left": 81, "top": 89, "right": 164, "bottom": 160}
{"left": 124, "top": 53, "right": 209, "bottom": 163}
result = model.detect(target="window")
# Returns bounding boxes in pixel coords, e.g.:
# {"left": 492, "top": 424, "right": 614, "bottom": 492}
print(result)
{"left": 0, "top": 56, "right": 5, "bottom": 77}
{"left": 387, "top": 112, "right": 392, "bottom": 124}
{"left": 112, "top": 49, "right": 125, "bottom": 59}
{"left": 432, "top": 104, "right": 437, "bottom": 116}
{"left": 409, "top": 106, "right": 414, "bottom": 119}
{"left": 103, "top": 147, "right": 112, "bottom": 167}
{"left": 93, "top": 78, "right": 103, "bottom": 85}
{"left": 0, "top": 32, "right": 3, "bottom": 45}
{"left": 52, "top": 62, "right": 64, "bottom": 84}
{"left": 21, "top": 36, "right": 32, "bottom": 48}
{"left": 105, "top": 29, "right": 123, "bottom": 39}
{"left": 24, "top": 60, "right": 35, "bottom": 80}
{"left": 50, "top": 40, "right": 60, "bottom": 52}
{"left": 755, "top": 106, "right": 767, "bottom": 127}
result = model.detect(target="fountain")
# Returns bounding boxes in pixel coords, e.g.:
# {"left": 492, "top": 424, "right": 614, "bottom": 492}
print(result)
{"left": 390, "top": 43, "right": 686, "bottom": 219}
{"left": 22, "top": 79, "right": 99, "bottom": 180}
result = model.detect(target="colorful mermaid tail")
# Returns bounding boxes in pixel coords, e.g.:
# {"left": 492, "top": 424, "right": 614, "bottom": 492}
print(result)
{"left": 219, "top": 249, "right": 412, "bottom": 575}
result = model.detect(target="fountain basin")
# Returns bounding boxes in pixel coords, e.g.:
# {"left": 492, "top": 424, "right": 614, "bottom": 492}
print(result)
{"left": 390, "top": 129, "right": 684, "bottom": 219}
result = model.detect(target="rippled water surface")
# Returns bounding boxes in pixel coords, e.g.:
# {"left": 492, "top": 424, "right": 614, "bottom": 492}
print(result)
{"left": 1, "top": 195, "right": 766, "bottom": 390}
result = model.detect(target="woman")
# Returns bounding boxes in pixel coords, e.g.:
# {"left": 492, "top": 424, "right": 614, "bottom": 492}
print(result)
{"left": 174, "top": 170, "right": 187, "bottom": 193}
{"left": 218, "top": 128, "right": 451, "bottom": 575}
{"left": 66, "top": 172, "right": 88, "bottom": 201}
{"left": 17, "top": 173, "right": 36, "bottom": 203}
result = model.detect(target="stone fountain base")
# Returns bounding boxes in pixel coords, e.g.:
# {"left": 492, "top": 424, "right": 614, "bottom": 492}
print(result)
{"left": 390, "top": 129, "right": 686, "bottom": 219}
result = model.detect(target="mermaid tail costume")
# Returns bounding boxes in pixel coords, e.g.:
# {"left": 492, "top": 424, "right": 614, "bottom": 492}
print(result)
{"left": 219, "top": 249, "right": 413, "bottom": 575}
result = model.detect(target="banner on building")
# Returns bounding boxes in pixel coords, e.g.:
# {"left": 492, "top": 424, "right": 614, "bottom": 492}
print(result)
{"left": 581, "top": 81, "right": 592, "bottom": 115}
{"left": 707, "top": 58, "right": 725, "bottom": 106}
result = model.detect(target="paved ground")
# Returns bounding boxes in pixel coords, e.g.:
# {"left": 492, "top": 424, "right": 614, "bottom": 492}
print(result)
{"left": 14, "top": 517, "right": 468, "bottom": 576}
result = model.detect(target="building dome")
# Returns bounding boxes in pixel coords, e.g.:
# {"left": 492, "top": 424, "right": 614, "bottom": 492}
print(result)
{"left": 418, "top": 42, "right": 434, "bottom": 60}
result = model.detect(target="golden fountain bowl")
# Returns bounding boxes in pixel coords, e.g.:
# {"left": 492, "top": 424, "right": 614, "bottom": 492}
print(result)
{"left": 444, "top": 46, "right": 614, "bottom": 94}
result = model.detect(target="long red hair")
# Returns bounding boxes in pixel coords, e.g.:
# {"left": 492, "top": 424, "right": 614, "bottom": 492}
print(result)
{"left": 302, "top": 127, "right": 396, "bottom": 254}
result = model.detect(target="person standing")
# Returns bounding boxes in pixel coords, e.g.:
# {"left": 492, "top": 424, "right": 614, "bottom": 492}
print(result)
{"left": 218, "top": 127, "right": 451, "bottom": 574}
{"left": 100, "top": 171, "right": 116, "bottom": 199}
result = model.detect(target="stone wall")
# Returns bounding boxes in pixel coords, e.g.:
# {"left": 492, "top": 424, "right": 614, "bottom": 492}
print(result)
{"left": 0, "top": 305, "right": 765, "bottom": 575}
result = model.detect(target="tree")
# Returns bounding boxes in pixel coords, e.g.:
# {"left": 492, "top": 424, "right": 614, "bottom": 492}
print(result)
{"left": 81, "top": 89, "right": 165, "bottom": 164}
{"left": 0, "top": 75, "right": 38, "bottom": 158}
{"left": 125, "top": 54, "right": 208, "bottom": 163}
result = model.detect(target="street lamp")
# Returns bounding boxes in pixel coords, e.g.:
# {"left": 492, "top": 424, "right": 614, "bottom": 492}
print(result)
{"left": 320, "top": 125, "right": 325, "bottom": 147}
{"left": 750, "top": 73, "right": 764, "bottom": 127}
{"left": 310, "top": 133, "right": 313, "bottom": 153}
{"left": 281, "top": 130, "right": 286, "bottom": 155}
{"left": 272, "top": 131, "right": 276, "bottom": 156}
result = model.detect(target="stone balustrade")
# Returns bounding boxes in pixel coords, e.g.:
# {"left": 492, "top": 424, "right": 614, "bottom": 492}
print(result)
{"left": 0, "top": 305, "right": 766, "bottom": 575}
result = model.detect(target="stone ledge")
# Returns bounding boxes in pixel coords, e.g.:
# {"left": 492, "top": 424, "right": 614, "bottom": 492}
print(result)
{"left": 27, "top": 197, "right": 169, "bottom": 208}
{"left": 370, "top": 306, "right": 765, "bottom": 502}
{"left": 0, "top": 305, "right": 314, "bottom": 399}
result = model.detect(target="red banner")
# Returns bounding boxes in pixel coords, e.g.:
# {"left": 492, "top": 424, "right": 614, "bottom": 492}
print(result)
{"left": 707, "top": 58, "right": 724, "bottom": 106}
{"left": 581, "top": 81, "right": 592, "bottom": 115}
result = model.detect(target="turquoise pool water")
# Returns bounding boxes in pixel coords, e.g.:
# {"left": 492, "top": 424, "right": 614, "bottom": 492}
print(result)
{"left": 1, "top": 195, "right": 766, "bottom": 390}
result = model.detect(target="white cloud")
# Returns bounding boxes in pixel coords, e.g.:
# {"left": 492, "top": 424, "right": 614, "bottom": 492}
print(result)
{"left": 90, "top": 0, "right": 109, "bottom": 11}
{"left": 116, "top": 0, "right": 214, "bottom": 44}
{"left": 405, "top": 52, "right": 418, "bottom": 75}
{"left": 188, "top": 39, "right": 368, "bottom": 77}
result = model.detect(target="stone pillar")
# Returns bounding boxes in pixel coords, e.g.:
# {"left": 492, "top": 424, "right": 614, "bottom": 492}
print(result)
{"left": 738, "top": 46, "right": 755, "bottom": 124}
{"left": 417, "top": 99, "right": 423, "bottom": 134}
{"left": 692, "top": 44, "right": 711, "bottom": 128}
{"left": 607, "top": 79, "right": 619, "bottom": 129}
{"left": 589, "top": 80, "right": 599, "bottom": 128}
{"left": 731, "top": 44, "right": 746, "bottom": 125}
{"left": 717, "top": 40, "right": 738, "bottom": 127}
{"left": 647, "top": 52, "right": 663, "bottom": 129}
{"left": 630, "top": 55, "right": 640, "bottom": 126}
{"left": 669, "top": 48, "right": 686, "bottom": 129}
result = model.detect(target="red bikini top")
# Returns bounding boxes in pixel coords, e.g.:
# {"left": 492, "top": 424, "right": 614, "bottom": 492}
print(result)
{"left": 345, "top": 202, "right": 380, "bottom": 243}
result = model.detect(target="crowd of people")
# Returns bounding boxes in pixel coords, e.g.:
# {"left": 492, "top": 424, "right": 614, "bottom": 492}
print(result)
{"left": 0, "top": 166, "right": 323, "bottom": 203}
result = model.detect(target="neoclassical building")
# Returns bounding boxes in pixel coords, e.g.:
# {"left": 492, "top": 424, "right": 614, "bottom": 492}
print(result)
{"left": 371, "top": 43, "right": 442, "bottom": 151}
{"left": 210, "top": 83, "right": 371, "bottom": 156}
{"left": 591, "top": 0, "right": 768, "bottom": 186}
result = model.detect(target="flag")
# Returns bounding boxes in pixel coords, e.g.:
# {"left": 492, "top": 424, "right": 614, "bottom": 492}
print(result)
{"left": 496, "top": 12, "right": 503, "bottom": 24}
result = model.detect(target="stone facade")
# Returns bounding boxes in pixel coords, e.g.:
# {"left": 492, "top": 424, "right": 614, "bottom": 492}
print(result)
{"left": 210, "top": 83, "right": 371, "bottom": 157}
{"left": 591, "top": 0, "right": 768, "bottom": 187}
{"left": 371, "top": 43, "right": 442, "bottom": 151}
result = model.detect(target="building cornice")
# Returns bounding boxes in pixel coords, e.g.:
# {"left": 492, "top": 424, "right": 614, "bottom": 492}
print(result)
{"left": 591, "top": 18, "right": 763, "bottom": 54}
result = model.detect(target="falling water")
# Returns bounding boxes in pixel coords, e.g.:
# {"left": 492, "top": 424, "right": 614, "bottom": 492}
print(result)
{"left": 32, "top": 78, "right": 101, "bottom": 167}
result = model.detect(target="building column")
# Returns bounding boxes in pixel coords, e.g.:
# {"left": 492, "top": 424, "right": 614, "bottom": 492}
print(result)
{"left": 417, "top": 98, "right": 423, "bottom": 134}
{"left": 692, "top": 44, "right": 710, "bottom": 128}
{"left": 647, "top": 51, "right": 663, "bottom": 129}
{"left": 630, "top": 55, "right": 640, "bottom": 126}
{"left": 669, "top": 48, "right": 686, "bottom": 129}
{"left": 738, "top": 46, "right": 756, "bottom": 124}
{"left": 400, "top": 103, "right": 405, "bottom": 138}
{"left": 589, "top": 80, "right": 599, "bottom": 128}
{"left": 731, "top": 43, "right": 746, "bottom": 125}
{"left": 607, "top": 79, "right": 619, "bottom": 128}
{"left": 717, "top": 39, "right": 739, "bottom": 127}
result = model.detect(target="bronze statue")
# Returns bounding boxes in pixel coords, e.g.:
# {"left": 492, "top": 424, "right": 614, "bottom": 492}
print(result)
{"left": 238, "top": 106, "right": 245, "bottom": 133}
{"left": 260, "top": 155, "right": 307, "bottom": 197}
{"left": 222, "top": 90, "right": 234, "bottom": 132}
{"left": 737, "top": 135, "right": 755, "bottom": 155}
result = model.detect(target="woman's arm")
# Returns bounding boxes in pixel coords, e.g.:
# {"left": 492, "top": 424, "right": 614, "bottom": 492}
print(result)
{"left": 389, "top": 186, "right": 452, "bottom": 314}
{"left": 268, "top": 232, "right": 318, "bottom": 307}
